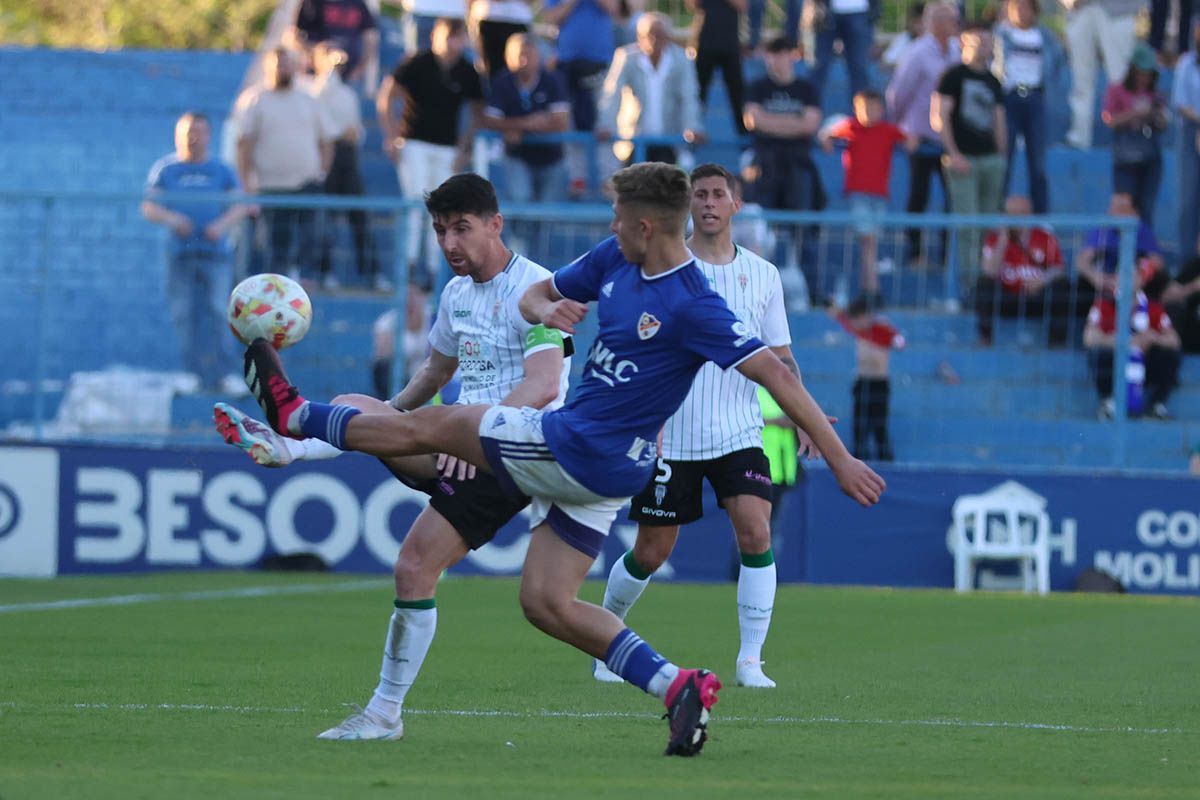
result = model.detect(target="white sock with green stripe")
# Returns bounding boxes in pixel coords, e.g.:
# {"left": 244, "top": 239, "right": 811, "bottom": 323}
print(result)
{"left": 602, "top": 551, "right": 654, "bottom": 621}
{"left": 736, "top": 550, "right": 776, "bottom": 663}
{"left": 366, "top": 599, "right": 437, "bottom": 723}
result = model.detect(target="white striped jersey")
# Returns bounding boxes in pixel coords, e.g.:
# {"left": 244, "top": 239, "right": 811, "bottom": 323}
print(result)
{"left": 660, "top": 245, "right": 791, "bottom": 460}
{"left": 428, "top": 252, "right": 570, "bottom": 407}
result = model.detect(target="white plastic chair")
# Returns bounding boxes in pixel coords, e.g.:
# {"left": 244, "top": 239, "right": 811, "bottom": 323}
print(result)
{"left": 952, "top": 481, "right": 1051, "bottom": 594}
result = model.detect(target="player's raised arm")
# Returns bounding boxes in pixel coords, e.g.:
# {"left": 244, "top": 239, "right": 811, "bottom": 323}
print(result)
{"left": 519, "top": 277, "right": 588, "bottom": 334}
{"left": 737, "top": 350, "right": 886, "bottom": 507}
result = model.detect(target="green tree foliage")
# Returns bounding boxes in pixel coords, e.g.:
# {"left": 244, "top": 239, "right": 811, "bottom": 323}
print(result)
{"left": 0, "top": 0, "right": 279, "bottom": 51}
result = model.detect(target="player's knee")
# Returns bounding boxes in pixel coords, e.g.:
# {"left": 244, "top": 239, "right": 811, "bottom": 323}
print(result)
{"left": 632, "top": 537, "right": 672, "bottom": 574}
{"left": 518, "top": 584, "right": 566, "bottom": 633}
{"left": 393, "top": 552, "right": 436, "bottom": 598}
{"left": 734, "top": 523, "right": 772, "bottom": 556}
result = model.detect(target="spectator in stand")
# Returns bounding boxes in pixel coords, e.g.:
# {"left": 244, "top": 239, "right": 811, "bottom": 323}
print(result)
{"left": 882, "top": 2, "right": 926, "bottom": 74}
{"left": 828, "top": 296, "right": 906, "bottom": 461}
{"left": 397, "top": 0, "right": 467, "bottom": 54}
{"left": 1165, "top": 250, "right": 1200, "bottom": 352}
{"left": 1076, "top": 192, "right": 1164, "bottom": 296}
{"left": 687, "top": 0, "right": 747, "bottom": 135}
{"left": 819, "top": 88, "right": 917, "bottom": 306}
{"left": 238, "top": 48, "right": 335, "bottom": 281}
{"left": 933, "top": 22, "right": 1007, "bottom": 284}
{"left": 597, "top": 13, "right": 705, "bottom": 164}
{"left": 1172, "top": 20, "right": 1200, "bottom": 262}
{"left": 1062, "top": 0, "right": 1145, "bottom": 149}
{"left": 808, "top": 0, "right": 876, "bottom": 106}
{"left": 1150, "top": 0, "right": 1193, "bottom": 58}
{"left": 887, "top": 0, "right": 959, "bottom": 267}
{"left": 744, "top": 36, "right": 825, "bottom": 303}
{"left": 377, "top": 18, "right": 483, "bottom": 285}
{"left": 541, "top": 0, "right": 617, "bottom": 196}
{"left": 482, "top": 34, "right": 571, "bottom": 202}
{"left": 292, "top": 0, "right": 379, "bottom": 83}
{"left": 143, "top": 112, "right": 248, "bottom": 395}
{"left": 1084, "top": 263, "right": 1181, "bottom": 419}
{"left": 1102, "top": 43, "right": 1169, "bottom": 227}
{"left": 994, "top": 0, "right": 1065, "bottom": 214}
{"left": 469, "top": 0, "right": 533, "bottom": 78}
{"left": 975, "top": 195, "right": 1093, "bottom": 346}
{"left": 310, "top": 44, "right": 382, "bottom": 291}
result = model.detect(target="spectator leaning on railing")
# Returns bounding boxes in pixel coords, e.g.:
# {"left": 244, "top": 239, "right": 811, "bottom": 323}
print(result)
{"left": 993, "top": 0, "right": 1065, "bottom": 214}
{"left": 1171, "top": 19, "right": 1200, "bottom": 264}
{"left": 482, "top": 33, "right": 571, "bottom": 202}
{"left": 887, "top": 0, "right": 959, "bottom": 267}
{"left": 932, "top": 22, "right": 1007, "bottom": 284}
{"left": 1076, "top": 191, "right": 1164, "bottom": 296}
{"left": 377, "top": 18, "right": 483, "bottom": 285}
{"left": 1102, "top": 42, "right": 1169, "bottom": 228}
{"left": 1062, "top": 0, "right": 1145, "bottom": 150}
{"left": 597, "top": 13, "right": 706, "bottom": 165}
{"left": 237, "top": 47, "right": 335, "bottom": 282}
{"left": 143, "top": 111, "right": 248, "bottom": 395}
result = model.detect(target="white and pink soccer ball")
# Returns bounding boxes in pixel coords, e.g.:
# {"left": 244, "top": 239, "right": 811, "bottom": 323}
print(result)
{"left": 227, "top": 273, "right": 313, "bottom": 350}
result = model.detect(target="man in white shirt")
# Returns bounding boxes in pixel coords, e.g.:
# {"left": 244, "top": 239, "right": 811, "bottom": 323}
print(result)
{"left": 214, "top": 174, "right": 570, "bottom": 742}
{"left": 597, "top": 13, "right": 706, "bottom": 164}
{"left": 237, "top": 47, "right": 335, "bottom": 280}
{"left": 592, "top": 163, "right": 810, "bottom": 690}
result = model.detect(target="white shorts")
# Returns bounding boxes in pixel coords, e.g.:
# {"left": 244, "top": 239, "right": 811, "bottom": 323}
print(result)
{"left": 478, "top": 405, "right": 626, "bottom": 558}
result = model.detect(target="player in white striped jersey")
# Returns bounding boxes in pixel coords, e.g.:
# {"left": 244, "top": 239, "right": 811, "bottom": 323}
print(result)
{"left": 595, "top": 164, "right": 811, "bottom": 689}
{"left": 214, "top": 174, "right": 570, "bottom": 741}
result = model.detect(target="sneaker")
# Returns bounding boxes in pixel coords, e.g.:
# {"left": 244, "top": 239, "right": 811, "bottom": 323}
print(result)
{"left": 592, "top": 658, "right": 624, "bottom": 684}
{"left": 316, "top": 707, "right": 404, "bottom": 741}
{"left": 734, "top": 658, "right": 776, "bottom": 689}
{"left": 1098, "top": 397, "right": 1115, "bottom": 421}
{"left": 243, "top": 338, "right": 306, "bottom": 437}
{"left": 662, "top": 668, "right": 721, "bottom": 757}
{"left": 1149, "top": 403, "right": 1171, "bottom": 420}
{"left": 213, "top": 402, "right": 293, "bottom": 467}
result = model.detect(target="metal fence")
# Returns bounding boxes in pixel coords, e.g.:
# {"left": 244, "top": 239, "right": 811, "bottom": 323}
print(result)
{"left": 4, "top": 186, "right": 1192, "bottom": 473}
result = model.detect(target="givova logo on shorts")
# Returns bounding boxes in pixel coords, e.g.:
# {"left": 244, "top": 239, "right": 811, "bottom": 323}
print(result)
{"left": 0, "top": 447, "right": 59, "bottom": 577}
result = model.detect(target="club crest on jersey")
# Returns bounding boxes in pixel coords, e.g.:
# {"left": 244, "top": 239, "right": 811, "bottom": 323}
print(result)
{"left": 637, "top": 312, "right": 661, "bottom": 340}
{"left": 738, "top": 273, "right": 748, "bottom": 289}
{"left": 654, "top": 484, "right": 667, "bottom": 506}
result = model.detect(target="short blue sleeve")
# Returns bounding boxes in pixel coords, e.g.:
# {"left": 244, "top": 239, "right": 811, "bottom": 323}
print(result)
{"left": 678, "top": 291, "right": 767, "bottom": 369}
{"left": 552, "top": 237, "right": 619, "bottom": 303}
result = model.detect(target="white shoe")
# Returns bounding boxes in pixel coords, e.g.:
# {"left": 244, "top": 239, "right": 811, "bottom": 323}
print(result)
{"left": 317, "top": 707, "right": 404, "bottom": 741}
{"left": 592, "top": 658, "right": 625, "bottom": 683}
{"left": 212, "top": 402, "right": 294, "bottom": 467}
{"left": 734, "top": 658, "right": 777, "bottom": 689}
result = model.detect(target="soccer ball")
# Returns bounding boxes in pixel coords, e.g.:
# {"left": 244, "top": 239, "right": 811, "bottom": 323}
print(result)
{"left": 227, "top": 273, "right": 313, "bottom": 350}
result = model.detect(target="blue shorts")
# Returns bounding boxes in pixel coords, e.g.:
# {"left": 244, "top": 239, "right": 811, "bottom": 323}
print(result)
{"left": 848, "top": 193, "right": 888, "bottom": 236}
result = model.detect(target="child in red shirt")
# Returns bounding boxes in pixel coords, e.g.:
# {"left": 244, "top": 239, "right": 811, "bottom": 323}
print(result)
{"left": 820, "top": 89, "right": 917, "bottom": 306}
{"left": 828, "top": 296, "right": 906, "bottom": 461}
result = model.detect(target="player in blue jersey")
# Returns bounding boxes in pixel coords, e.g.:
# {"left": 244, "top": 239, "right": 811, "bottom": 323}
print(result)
{"left": 237, "top": 162, "right": 886, "bottom": 756}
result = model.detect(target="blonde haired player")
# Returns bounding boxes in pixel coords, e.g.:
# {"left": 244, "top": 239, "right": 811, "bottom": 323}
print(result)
{"left": 594, "top": 163, "right": 810, "bottom": 689}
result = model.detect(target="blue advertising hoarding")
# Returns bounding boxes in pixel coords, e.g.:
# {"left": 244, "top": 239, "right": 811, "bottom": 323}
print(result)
{"left": 1, "top": 443, "right": 1196, "bottom": 594}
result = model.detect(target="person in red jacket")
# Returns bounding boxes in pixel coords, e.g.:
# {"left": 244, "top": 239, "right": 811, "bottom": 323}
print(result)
{"left": 829, "top": 296, "right": 907, "bottom": 460}
{"left": 820, "top": 88, "right": 917, "bottom": 306}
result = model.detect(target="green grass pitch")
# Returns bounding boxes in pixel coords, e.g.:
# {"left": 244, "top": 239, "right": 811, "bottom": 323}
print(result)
{"left": 1, "top": 572, "right": 1197, "bottom": 799}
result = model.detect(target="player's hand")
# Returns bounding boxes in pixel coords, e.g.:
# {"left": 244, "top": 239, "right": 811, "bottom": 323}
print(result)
{"left": 796, "top": 429, "right": 823, "bottom": 460}
{"left": 542, "top": 298, "right": 588, "bottom": 334}
{"left": 832, "top": 457, "right": 886, "bottom": 507}
{"left": 436, "top": 453, "right": 476, "bottom": 481}
{"left": 945, "top": 153, "right": 970, "bottom": 175}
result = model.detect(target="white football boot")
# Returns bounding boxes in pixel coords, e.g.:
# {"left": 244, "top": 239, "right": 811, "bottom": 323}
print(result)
{"left": 317, "top": 707, "right": 404, "bottom": 741}
{"left": 213, "top": 402, "right": 293, "bottom": 467}
{"left": 591, "top": 658, "right": 625, "bottom": 683}
{"left": 734, "top": 658, "right": 777, "bottom": 689}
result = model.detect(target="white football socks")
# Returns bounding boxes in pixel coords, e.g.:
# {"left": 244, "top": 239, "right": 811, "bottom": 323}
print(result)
{"left": 366, "top": 604, "right": 437, "bottom": 723}
{"left": 602, "top": 552, "right": 652, "bottom": 621}
{"left": 736, "top": 561, "right": 776, "bottom": 663}
{"left": 284, "top": 437, "right": 344, "bottom": 461}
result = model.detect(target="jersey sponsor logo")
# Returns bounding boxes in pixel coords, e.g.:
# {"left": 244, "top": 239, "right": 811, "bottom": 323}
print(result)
{"left": 453, "top": 309, "right": 471, "bottom": 318}
{"left": 601, "top": 281, "right": 614, "bottom": 298}
{"left": 586, "top": 339, "right": 639, "bottom": 387}
{"left": 732, "top": 321, "right": 753, "bottom": 347}
{"left": 637, "top": 312, "right": 661, "bottom": 340}
{"left": 744, "top": 469, "right": 772, "bottom": 486}
{"left": 639, "top": 506, "right": 677, "bottom": 519}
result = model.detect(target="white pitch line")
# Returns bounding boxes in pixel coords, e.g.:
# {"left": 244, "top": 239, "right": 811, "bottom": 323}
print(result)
{"left": 0, "top": 701, "right": 1189, "bottom": 736}
{"left": 0, "top": 579, "right": 390, "bottom": 614}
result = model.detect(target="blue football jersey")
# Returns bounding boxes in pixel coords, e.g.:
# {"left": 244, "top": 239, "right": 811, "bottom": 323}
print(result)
{"left": 541, "top": 237, "right": 767, "bottom": 497}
